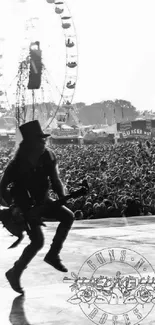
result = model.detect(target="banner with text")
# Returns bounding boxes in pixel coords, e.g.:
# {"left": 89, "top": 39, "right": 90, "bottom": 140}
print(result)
{"left": 117, "top": 120, "right": 155, "bottom": 138}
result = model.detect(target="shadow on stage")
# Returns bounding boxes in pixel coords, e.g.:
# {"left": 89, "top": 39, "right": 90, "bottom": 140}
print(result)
{"left": 9, "top": 295, "right": 31, "bottom": 325}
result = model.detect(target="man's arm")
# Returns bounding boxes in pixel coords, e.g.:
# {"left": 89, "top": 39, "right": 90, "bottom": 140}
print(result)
{"left": 50, "top": 164, "right": 66, "bottom": 199}
{"left": 45, "top": 149, "right": 66, "bottom": 198}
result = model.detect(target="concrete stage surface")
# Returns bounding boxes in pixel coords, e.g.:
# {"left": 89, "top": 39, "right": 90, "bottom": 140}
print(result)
{"left": 0, "top": 216, "right": 155, "bottom": 325}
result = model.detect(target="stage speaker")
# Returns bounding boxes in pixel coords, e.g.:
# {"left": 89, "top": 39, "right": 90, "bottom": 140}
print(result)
{"left": 28, "top": 41, "right": 42, "bottom": 90}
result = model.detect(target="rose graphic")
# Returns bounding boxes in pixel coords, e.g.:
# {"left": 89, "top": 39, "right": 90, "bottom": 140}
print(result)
{"left": 68, "top": 285, "right": 97, "bottom": 306}
{"left": 135, "top": 286, "right": 153, "bottom": 304}
{"left": 77, "top": 286, "right": 97, "bottom": 304}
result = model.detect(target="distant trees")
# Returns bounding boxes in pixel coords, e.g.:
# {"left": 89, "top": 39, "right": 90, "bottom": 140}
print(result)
{"left": 72, "top": 100, "right": 140, "bottom": 126}
{"left": 96, "top": 99, "right": 138, "bottom": 124}
{"left": 114, "top": 99, "right": 138, "bottom": 120}
{"left": 2, "top": 99, "right": 141, "bottom": 127}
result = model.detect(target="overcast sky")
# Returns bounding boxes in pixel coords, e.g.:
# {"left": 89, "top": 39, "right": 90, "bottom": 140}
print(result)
{"left": 0, "top": 0, "right": 155, "bottom": 111}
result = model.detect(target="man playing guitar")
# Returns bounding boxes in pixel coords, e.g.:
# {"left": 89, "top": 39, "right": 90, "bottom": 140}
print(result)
{"left": 0, "top": 120, "right": 75, "bottom": 294}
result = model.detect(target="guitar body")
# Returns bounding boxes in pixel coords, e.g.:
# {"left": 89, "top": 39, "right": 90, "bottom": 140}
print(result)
{"left": 0, "top": 207, "right": 25, "bottom": 248}
{"left": 0, "top": 207, "right": 25, "bottom": 236}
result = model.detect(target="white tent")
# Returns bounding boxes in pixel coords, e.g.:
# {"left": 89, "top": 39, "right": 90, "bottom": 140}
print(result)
{"left": 60, "top": 124, "right": 73, "bottom": 130}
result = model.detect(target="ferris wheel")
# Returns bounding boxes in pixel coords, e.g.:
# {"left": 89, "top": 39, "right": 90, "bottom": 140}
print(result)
{"left": 12, "top": 0, "right": 78, "bottom": 129}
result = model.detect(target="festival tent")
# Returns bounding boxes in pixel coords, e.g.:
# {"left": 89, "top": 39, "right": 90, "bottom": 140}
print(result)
{"left": 84, "top": 123, "right": 117, "bottom": 137}
{"left": 59, "top": 124, "right": 73, "bottom": 130}
{"left": 83, "top": 123, "right": 117, "bottom": 143}
{"left": 0, "top": 128, "right": 15, "bottom": 135}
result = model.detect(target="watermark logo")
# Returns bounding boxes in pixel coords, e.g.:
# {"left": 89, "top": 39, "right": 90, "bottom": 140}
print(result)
{"left": 64, "top": 247, "right": 155, "bottom": 324}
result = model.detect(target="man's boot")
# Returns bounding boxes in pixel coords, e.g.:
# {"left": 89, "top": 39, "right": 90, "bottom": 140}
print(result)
{"left": 5, "top": 262, "right": 25, "bottom": 294}
{"left": 44, "top": 252, "right": 68, "bottom": 272}
{"left": 44, "top": 224, "right": 69, "bottom": 272}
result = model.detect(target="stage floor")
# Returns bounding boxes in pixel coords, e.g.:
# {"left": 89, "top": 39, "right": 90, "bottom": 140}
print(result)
{"left": 0, "top": 216, "right": 155, "bottom": 325}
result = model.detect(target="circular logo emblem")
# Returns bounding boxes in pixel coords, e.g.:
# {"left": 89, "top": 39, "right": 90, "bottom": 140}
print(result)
{"left": 66, "top": 247, "right": 155, "bottom": 324}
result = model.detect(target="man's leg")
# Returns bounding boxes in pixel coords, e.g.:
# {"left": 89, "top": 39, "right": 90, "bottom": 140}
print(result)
{"left": 43, "top": 199, "right": 74, "bottom": 272}
{"left": 6, "top": 224, "right": 44, "bottom": 294}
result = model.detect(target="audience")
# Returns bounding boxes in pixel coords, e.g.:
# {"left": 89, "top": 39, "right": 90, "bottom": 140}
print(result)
{"left": 0, "top": 140, "right": 155, "bottom": 219}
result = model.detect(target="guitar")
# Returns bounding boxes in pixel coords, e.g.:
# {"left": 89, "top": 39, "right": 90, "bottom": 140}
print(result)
{"left": 0, "top": 184, "right": 88, "bottom": 249}
{"left": 28, "top": 186, "right": 88, "bottom": 218}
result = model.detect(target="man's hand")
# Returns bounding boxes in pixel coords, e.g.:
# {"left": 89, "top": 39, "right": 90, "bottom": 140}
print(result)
{"left": 0, "top": 198, "right": 8, "bottom": 207}
{"left": 26, "top": 206, "right": 46, "bottom": 227}
{"left": 11, "top": 206, "right": 24, "bottom": 224}
{"left": 26, "top": 205, "right": 43, "bottom": 218}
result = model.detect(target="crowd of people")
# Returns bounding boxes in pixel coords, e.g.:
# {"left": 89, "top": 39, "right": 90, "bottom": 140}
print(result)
{"left": 0, "top": 140, "right": 155, "bottom": 219}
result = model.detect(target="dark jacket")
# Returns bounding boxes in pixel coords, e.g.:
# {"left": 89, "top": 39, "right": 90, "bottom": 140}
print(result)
{"left": 0, "top": 146, "right": 65, "bottom": 211}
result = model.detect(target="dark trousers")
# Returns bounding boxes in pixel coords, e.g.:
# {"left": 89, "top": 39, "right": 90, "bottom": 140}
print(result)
{"left": 13, "top": 199, "right": 74, "bottom": 273}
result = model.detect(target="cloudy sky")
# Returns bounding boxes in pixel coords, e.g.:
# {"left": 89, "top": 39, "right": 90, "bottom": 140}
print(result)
{"left": 0, "top": 0, "right": 155, "bottom": 111}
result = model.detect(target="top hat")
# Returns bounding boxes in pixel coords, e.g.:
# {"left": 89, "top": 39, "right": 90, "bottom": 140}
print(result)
{"left": 19, "top": 120, "right": 50, "bottom": 140}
